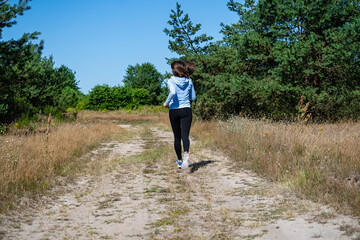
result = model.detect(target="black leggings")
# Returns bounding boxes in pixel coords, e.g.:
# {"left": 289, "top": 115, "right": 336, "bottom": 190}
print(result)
{"left": 169, "top": 108, "right": 193, "bottom": 160}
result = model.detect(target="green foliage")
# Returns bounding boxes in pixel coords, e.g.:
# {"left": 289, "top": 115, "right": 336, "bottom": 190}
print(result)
{"left": 158, "top": 86, "right": 169, "bottom": 105}
{"left": 75, "top": 94, "right": 89, "bottom": 111}
{"left": 56, "top": 86, "right": 81, "bottom": 111}
{"left": 0, "top": 1, "right": 81, "bottom": 124}
{"left": 86, "top": 85, "right": 152, "bottom": 110}
{"left": 87, "top": 85, "right": 117, "bottom": 110}
{"left": 193, "top": 73, "right": 303, "bottom": 120}
{"left": 16, "top": 111, "right": 37, "bottom": 129}
{"left": 130, "top": 88, "right": 151, "bottom": 107}
{"left": 0, "top": 123, "right": 8, "bottom": 135}
{"left": 0, "top": 0, "right": 30, "bottom": 37}
{"left": 123, "top": 63, "right": 163, "bottom": 105}
{"left": 163, "top": 2, "right": 213, "bottom": 57}
{"left": 165, "top": 1, "right": 360, "bottom": 121}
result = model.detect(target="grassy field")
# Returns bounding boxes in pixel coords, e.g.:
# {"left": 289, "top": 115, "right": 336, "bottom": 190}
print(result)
{"left": 0, "top": 108, "right": 168, "bottom": 212}
{"left": 192, "top": 117, "right": 360, "bottom": 216}
{"left": 0, "top": 109, "right": 359, "bottom": 216}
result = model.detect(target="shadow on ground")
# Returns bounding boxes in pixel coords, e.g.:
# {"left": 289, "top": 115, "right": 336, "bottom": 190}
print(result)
{"left": 189, "top": 160, "right": 216, "bottom": 173}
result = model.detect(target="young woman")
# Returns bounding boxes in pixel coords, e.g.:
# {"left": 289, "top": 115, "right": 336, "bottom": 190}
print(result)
{"left": 163, "top": 61, "right": 196, "bottom": 170}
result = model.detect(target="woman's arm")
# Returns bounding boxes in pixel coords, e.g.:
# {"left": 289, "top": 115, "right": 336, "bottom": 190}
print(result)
{"left": 190, "top": 79, "right": 196, "bottom": 101}
{"left": 164, "top": 79, "right": 176, "bottom": 106}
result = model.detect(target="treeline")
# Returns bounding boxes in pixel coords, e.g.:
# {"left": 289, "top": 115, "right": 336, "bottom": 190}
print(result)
{"left": 86, "top": 63, "right": 167, "bottom": 110}
{"left": 164, "top": 0, "right": 360, "bottom": 121}
{"left": 0, "top": 1, "right": 83, "bottom": 126}
{"left": 2, "top": 0, "right": 359, "bottom": 128}
{"left": 0, "top": 1, "right": 166, "bottom": 130}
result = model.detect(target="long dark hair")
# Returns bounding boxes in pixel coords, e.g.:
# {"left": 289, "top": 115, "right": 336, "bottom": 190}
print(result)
{"left": 183, "top": 61, "right": 196, "bottom": 76}
{"left": 171, "top": 61, "right": 196, "bottom": 78}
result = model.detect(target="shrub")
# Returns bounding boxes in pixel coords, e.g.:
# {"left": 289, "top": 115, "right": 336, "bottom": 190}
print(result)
{"left": 86, "top": 85, "right": 152, "bottom": 110}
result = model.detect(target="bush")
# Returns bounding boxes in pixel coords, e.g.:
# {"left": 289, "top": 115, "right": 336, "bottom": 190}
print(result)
{"left": 86, "top": 85, "right": 152, "bottom": 110}
{"left": 130, "top": 88, "right": 151, "bottom": 107}
{"left": 56, "top": 86, "right": 81, "bottom": 111}
{"left": 193, "top": 74, "right": 303, "bottom": 120}
{"left": 87, "top": 85, "right": 116, "bottom": 110}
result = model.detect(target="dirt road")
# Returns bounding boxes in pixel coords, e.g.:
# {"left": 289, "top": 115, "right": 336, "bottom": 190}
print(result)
{"left": 1, "top": 123, "right": 359, "bottom": 239}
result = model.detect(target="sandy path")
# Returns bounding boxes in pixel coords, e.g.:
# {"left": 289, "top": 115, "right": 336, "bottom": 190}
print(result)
{"left": 0, "top": 123, "right": 359, "bottom": 240}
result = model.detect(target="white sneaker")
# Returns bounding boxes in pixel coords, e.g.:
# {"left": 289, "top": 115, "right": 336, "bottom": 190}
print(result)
{"left": 182, "top": 152, "right": 189, "bottom": 170}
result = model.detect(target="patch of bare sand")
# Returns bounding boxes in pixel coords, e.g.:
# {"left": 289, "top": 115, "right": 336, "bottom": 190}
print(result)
{"left": 0, "top": 123, "right": 359, "bottom": 240}
{"left": 177, "top": 150, "right": 360, "bottom": 239}
{"left": 139, "top": 129, "right": 360, "bottom": 239}
{"left": 0, "top": 126, "right": 160, "bottom": 240}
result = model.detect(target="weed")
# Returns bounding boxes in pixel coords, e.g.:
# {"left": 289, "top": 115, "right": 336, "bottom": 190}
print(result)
{"left": 143, "top": 168, "right": 155, "bottom": 174}
{"left": 151, "top": 217, "right": 175, "bottom": 228}
{"left": 241, "top": 233, "right": 265, "bottom": 240}
{"left": 100, "top": 235, "right": 112, "bottom": 239}
{"left": 340, "top": 224, "right": 360, "bottom": 236}
{"left": 145, "top": 185, "right": 169, "bottom": 194}
{"left": 312, "top": 233, "right": 322, "bottom": 238}
{"left": 150, "top": 207, "right": 190, "bottom": 229}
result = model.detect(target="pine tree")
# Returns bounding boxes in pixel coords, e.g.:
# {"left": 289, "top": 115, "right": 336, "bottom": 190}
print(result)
{"left": 164, "top": 0, "right": 360, "bottom": 120}
{"left": 0, "top": 0, "right": 79, "bottom": 123}
{"left": 0, "top": 0, "right": 30, "bottom": 37}
{"left": 222, "top": 0, "right": 360, "bottom": 119}
{"left": 163, "top": 2, "right": 213, "bottom": 58}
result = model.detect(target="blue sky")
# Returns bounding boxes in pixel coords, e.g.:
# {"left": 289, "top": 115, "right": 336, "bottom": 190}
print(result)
{"left": 2, "top": 1, "right": 239, "bottom": 93}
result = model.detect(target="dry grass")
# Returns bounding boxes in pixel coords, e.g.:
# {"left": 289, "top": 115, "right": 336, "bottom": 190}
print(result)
{"left": 0, "top": 109, "right": 169, "bottom": 212}
{"left": 2, "top": 108, "right": 358, "bottom": 217}
{"left": 192, "top": 117, "right": 360, "bottom": 216}
{"left": 0, "top": 119, "right": 123, "bottom": 211}
{"left": 77, "top": 109, "right": 168, "bottom": 125}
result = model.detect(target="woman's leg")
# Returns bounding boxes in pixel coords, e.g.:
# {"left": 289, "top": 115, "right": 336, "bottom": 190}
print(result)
{"left": 180, "top": 108, "right": 193, "bottom": 153}
{"left": 169, "top": 109, "right": 182, "bottom": 160}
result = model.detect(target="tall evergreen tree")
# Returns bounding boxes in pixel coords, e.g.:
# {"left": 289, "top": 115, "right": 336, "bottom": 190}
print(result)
{"left": 222, "top": 0, "right": 360, "bottom": 119}
{"left": 163, "top": 2, "right": 216, "bottom": 108}
{"left": 0, "top": 0, "right": 79, "bottom": 123}
{"left": 0, "top": 0, "right": 30, "bottom": 37}
{"left": 163, "top": 2, "right": 213, "bottom": 58}
{"left": 165, "top": 0, "right": 360, "bottom": 120}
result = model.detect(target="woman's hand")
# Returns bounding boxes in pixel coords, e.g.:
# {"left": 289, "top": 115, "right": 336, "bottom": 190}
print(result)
{"left": 163, "top": 103, "right": 167, "bottom": 108}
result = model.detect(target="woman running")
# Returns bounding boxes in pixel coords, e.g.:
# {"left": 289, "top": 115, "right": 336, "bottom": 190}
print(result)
{"left": 163, "top": 61, "right": 196, "bottom": 170}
